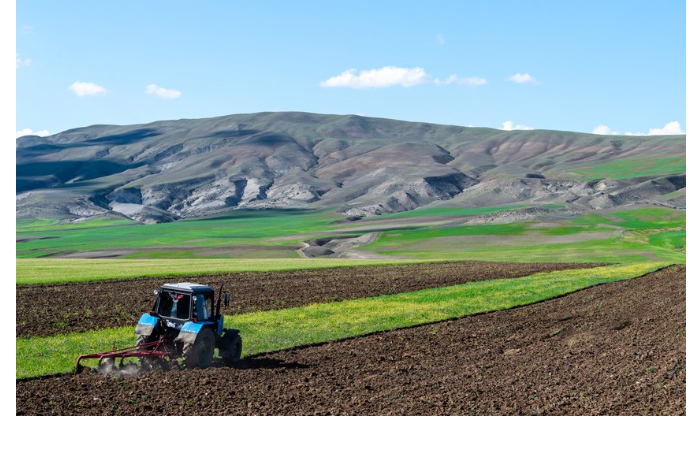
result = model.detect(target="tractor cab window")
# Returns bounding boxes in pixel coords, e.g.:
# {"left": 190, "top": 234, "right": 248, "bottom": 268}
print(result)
{"left": 194, "top": 294, "right": 214, "bottom": 320}
{"left": 157, "top": 292, "right": 191, "bottom": 320}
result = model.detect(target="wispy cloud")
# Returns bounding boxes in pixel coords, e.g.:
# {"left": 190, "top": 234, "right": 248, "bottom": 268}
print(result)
{"left": 592, "top": 121, "right": 684, "bottom": 136}
{"left": 501, "top": 121, "right": 534, "bottom": 131}
{"left": 69, "top": 81, "right": 107, "bottom": 97}
{"left": 437, "top": 33, "right": 445, "bottom": 46}
{"left": 507, "top": 73, "right": 537, "bottom": 84}
{"left": 437, "top": 75, "right": 487, "bottom": 86}
{"left": 16, "top": 54, "right": 31, "bottom": 69}
{"left": 16, "top": 128, "right": 50, "bottom": 138}
{"left": 321, "top": 66, "right": 486, "bottom": 88}
{"left": 146, "top": 84, "right": 182, "bottom": 99}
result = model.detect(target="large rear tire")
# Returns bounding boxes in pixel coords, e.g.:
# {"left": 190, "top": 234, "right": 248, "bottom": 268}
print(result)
{"left": 224, "top": 333, "right": 243, "bottom": 365}
{"left": 183, "top": 328, "right": 215, "bottom": 368}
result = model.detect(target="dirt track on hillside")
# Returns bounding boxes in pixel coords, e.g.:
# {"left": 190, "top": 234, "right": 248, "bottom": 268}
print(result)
{"left": 16, "top": 261, "right": 602, "bottom": 338}
{"left": 16, "top": 265, "right": 684, "bottom": 416}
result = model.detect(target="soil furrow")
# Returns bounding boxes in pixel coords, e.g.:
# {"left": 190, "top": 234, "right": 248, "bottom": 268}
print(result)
{"left": 16, "top": 265, "right": 684, "bottom": 416}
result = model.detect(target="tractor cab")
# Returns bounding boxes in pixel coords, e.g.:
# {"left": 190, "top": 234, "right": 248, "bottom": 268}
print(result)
{"left": 154, "top": 283, "right": 217, "bottom": 325}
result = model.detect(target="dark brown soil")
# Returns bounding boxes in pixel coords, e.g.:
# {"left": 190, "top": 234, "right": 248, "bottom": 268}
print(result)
{"left": 16, "top": 261, "right": 603, "bottom": 338}
{"left": 16, "top": 265, "right": 685, "bottom": 416}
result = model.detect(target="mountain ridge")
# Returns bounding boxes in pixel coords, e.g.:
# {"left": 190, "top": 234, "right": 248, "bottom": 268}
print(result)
{"left": 16, "top": 111, "right": 686, "bottom": 223}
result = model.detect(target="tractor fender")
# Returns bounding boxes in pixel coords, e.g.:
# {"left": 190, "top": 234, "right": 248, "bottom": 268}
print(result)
{"left": 175, "top": 321, "right": 204, "bottom": 344}
{"left": 175, "top": 321, "right": 216, "bottom": 344}
{"left": 135, "top": 313, "right": 159, "bottom": 337}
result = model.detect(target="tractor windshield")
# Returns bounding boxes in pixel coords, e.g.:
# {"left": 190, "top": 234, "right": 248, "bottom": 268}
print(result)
{"left": 157, "top": 292, "right": 191, "bottom": 319}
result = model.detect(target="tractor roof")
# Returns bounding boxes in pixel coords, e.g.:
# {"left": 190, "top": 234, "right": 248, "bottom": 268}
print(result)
{"left": 160, "top": 283, "right": 215, "bottom": 294}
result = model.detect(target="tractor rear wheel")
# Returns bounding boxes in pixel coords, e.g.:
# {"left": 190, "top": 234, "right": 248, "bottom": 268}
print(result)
{"left": 183, "top": 328, "right": 215, "bottom": 368}
{"left": 223, "top": 333, "right": 243, "bottom": 365}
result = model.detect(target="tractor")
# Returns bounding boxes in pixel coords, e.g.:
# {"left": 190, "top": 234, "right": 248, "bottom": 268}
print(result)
{"left": 76, "top": 283, "right": 242, "bottom": 371}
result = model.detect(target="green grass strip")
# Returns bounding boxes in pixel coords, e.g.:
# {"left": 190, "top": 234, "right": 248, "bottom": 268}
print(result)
{"left": 16, "top": 258, "right": 434, "bottom": 285}
{"left": 16, "top": 262, "right": 667, "bottom": 379}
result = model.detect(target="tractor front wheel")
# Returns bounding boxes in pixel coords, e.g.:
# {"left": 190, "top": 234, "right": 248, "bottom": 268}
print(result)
{"left": 183, "top": 328, "right": 215, "bottom": 368}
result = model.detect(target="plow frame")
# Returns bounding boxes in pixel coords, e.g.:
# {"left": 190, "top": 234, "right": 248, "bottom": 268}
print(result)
{"left": 76, "top": 337, "right": 175, "bottom": 369}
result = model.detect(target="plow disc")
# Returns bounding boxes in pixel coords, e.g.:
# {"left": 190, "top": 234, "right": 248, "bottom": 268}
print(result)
{"left": 76, "top": 337, "right": 175, "bottom": 372}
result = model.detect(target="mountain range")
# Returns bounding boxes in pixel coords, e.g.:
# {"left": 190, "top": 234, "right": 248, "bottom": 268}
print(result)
{"left": 16, "top": 112, "right": 686, "bottom": 224}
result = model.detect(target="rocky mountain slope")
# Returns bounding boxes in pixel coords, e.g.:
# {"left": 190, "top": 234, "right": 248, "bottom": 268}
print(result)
{"left": 16, "top": 112, "right": 686, "bottom": 223}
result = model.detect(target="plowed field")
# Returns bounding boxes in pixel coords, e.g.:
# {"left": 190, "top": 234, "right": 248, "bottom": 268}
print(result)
{"left": 17, "top": 261, "right": 602, "bottom": 338}
{"left": 16, "top": 265, "right": 685, "bottom": 415}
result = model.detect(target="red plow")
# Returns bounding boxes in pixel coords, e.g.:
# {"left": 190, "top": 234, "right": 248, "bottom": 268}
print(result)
{"left": 76, "top": 337, "right": 175, "bottom": 372}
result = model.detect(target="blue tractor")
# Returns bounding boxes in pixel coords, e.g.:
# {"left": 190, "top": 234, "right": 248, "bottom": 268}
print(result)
{"left": 137, "top": 283, "right": 243, "bottom": 368}
{"left": 77, "top": 282, "right": 242, "bottom": 370}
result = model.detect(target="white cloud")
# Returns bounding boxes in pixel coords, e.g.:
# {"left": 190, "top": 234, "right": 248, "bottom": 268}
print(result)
{"left": 592, "top": 121, "right": 684, "bottom": 136}
{"left": 21, "top": 25, "right": 34, "bottom": 34}
{"left": 321, "top": 67, "right": 486, "bottom": 89}
{"left": 69, "top": 81, "right": 107, "bottom": 97}
{"left": 648, "top": 121, "right": 684, "bottom": 135}
{"left": 507, "top": 73, "right": 537, "bottom": 84}
{"left": 438, "top": 75, "right": 487, "bottom": 86}
{"left": 437, "top": 34, "right": 445, "bottom": 46}
{"left": 321, "top": 66, "right": 431, "bottom": 88}
{"left": 501, "top": 121, "right": 534, "bottom": 131}
{"left": 593, "top": 125, "right": 617, "bottom": 135}
{"left": 16, "top": 128, "right": 50, "bottom": 138}
{"left": 146, "top": 84, "right": 182, "bottom": 99}
{"left": 16, "top": 54, "right": 31, "bottom": 69}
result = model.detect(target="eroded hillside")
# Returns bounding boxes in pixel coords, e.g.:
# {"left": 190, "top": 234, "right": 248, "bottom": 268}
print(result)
{"left": 16, "top": 112, "right": 685, "bottom": 223}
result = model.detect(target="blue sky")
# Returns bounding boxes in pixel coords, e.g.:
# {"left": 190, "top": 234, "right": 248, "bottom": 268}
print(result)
{"left": 15, "top": 0, "right": 686, "bottom": 136}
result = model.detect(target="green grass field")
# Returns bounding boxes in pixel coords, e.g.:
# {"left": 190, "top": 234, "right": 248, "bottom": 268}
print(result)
{"left": 16, "top": 209, "right": 340, "bottom": 257}
{"left": 16, "top": 262, "right": 666, "bottom": 379}
{"left": 15, "top": 205, "right": 685, "bottom": 284}
{"left": 364, "top": 207, "right": 685, "bottom": 264}
{"left": 16, "top": 215, "right": 137, "bottom": 232}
